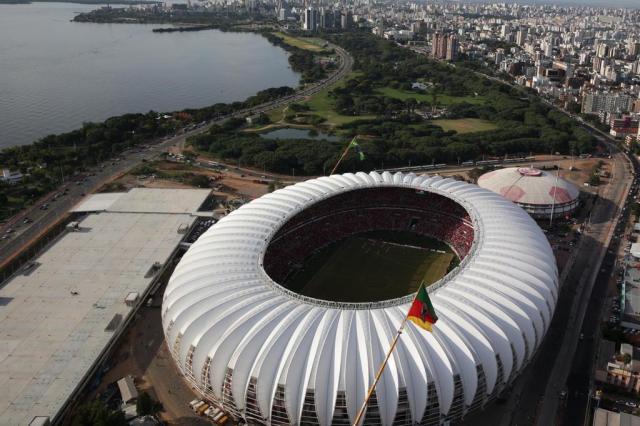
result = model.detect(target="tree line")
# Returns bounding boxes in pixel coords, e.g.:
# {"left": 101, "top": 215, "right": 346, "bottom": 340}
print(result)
{"left": 189, "top": 32, "right": 596, "bottom": 176}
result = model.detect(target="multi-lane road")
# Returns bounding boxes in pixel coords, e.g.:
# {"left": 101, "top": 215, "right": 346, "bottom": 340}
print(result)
{"left": 438, "top": 57, "right": 636, "bottom": 426}
{"left": 0, "top": 42, "right": 353, "bottom": 273}
{"left": 534, "top": 133, "right": 634, "bottom": 426}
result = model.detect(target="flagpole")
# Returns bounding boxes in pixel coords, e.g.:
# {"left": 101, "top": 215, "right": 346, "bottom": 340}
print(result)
{"left": 330, "top": 138, "right": 355, "bottom": 175}
{"left": 352, "top": 315, "right": 409, "bottom": 426}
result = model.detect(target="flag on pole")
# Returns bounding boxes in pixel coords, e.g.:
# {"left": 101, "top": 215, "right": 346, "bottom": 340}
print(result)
{"left": 407, "top": 284, "right": 438, "bottom": 332}
{"left": 349, "top": 137, "right": 365, "bottom": 161}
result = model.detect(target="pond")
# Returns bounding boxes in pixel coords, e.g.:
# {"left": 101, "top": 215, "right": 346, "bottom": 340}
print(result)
{"left": 260, "top": 127, "right": 340, "bottom": 141}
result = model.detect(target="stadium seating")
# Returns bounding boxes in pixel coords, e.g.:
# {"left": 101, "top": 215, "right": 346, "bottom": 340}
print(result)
{"left": 264, "top": 188, "right": 474, "bottom": 284}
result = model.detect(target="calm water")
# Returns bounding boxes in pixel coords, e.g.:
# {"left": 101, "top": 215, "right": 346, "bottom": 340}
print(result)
{"left": 260, "top": 127, "right": 340, "bottom": 141}
{"left": 0, "top": 3, "right": 300, "bottom": 148}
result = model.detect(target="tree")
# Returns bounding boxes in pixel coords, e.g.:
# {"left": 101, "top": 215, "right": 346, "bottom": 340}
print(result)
{"left": 467, "top": 167, "right": 488, "bottom": 183}
{"left": 268, "top": 180, "right": 284, "bottom": 192}
{"left": 72, "top": 400, "right": 127, "bottom": 426}
{"left": 136, "top": 392, "right": 163, "bottom": 416}
{"left": 188, "top": 174, "right": 210, "bottom": 188}
{"left": 404, "top": 97, "right": 417, "bottom": 115}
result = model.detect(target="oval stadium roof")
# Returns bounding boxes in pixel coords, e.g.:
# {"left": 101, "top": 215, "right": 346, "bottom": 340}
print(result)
{"left": 162, "top": 171, "right": 558, "bottom": 426}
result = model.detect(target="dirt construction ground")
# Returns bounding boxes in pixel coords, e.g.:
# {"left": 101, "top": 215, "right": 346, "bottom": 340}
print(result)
{"left": 90, "top": 297, "right": 210, "bottom": 425}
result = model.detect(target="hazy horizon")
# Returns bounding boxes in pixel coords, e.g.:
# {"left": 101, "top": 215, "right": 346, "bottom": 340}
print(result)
{"left": 462, "top": 0, "right": 640, "bottom": 9}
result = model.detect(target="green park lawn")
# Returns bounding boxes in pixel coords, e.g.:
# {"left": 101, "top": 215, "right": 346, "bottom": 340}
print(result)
{"left": 302, "top": 83, "right": 376, "bottom": 126}
{"left": 377, "top": 86, "right": 486, "bottom": 105}
{"left": 265, "top": 72, "right": 376, "bottom": 127}
{"left": 430, "top": 118, "right": 497, "bottom": 134}
{"left": 296, "top": 72, "right": 375, "bottom": 126}
{"left": 271, "top": 32, "right": 327, "bottom": 52}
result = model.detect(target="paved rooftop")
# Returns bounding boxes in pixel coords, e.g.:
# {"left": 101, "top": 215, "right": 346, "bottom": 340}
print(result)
{"left": 107, "top": 188, "right": 210, "bottom": 214}
{"left": 593, "top": 407, "right": 640, "bottom": 426}
{"left": 0, "top": 189, "right": 205, "bottom": 424}
{"left": 73, "top": 188, "right": 210, "bottom": 215}
{"left": 71, "top": 192, "right": 125, "bottom": 213}
{"left": 623, "top": 266, "right": 640, "bottom": 326}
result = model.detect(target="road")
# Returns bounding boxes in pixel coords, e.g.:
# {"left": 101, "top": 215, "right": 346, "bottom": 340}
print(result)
{"left": 0, "top": 42, "right": 353, "bottom": 272}
{"left": 533, "top": 133, "right": 633, "bottom": 426}
{"left": 560, "top": 154, "right": 638, "bottom": 426}
{"left": 430, "top": 55, "right": 637, "bottom": 426}
{"left": 456, "top": 134, "right": 634, "bottom": 426}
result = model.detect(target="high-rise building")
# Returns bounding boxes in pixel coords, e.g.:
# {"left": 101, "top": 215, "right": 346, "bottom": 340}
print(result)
{"left": 319, "top": 8, "right": 333, "bottom": 29}
{"left": 432, "top": 33, "right": 458, "bottom": 61}
{"left": 340, "top": 10, "right": 353, "bottom": 30}
{"left": 304, "top": 7, "right": 318, "bottom": 32}
{"left": 579, "top": 52, "right": 590, "bottom": 65}
{"left": 432, "top": 32, "right": 440, "bottom": 58}
{"left": 277, "top": 6, "right": 288, "bottom": 21}
{"left": 582, "top": 92, "right": 634, "bottom": 115}
{"left": 516, "top": 28, "right": 526, "bottom": 46}
{"left": 596, "top": 42, "right": 609, "bottom": 58}
{"left": 446, "top": 35, "right": 459, "bottom": 61}
{"left": 542, "top": 40, "right": 553, "bottom": 58}
{"left": 500, "top": 24, "right": 510, "bottom": 38}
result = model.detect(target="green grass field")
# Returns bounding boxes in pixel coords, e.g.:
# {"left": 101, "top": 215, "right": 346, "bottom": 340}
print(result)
{"left": 283, "top": 233, "right": 455, "bottom": 303}
{"left": 430, "top": 118, "right": 497, "bottom": 134}
{"left": 272, "top": 32, "right": 327, "bottom": 52}
{"left": 300, "top": 72, "right": 376, "bottom": 126}
{"left": 377, "top": 87, "right": 486, "bottom": 105}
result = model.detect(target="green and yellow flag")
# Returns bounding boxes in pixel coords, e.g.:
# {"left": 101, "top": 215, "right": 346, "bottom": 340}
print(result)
{"left": 407, "top": 284, "right": 438, "bottom": 332}
{"left": 348, "top": 137, "right": 365, "bottom": 161}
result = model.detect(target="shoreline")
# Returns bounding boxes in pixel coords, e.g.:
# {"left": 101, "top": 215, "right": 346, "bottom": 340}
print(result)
{"left": 0, "top": 14, "right": 350, "bottom": 221}
{"left": 0, "top": 18, "right": 306, "bottom": 150}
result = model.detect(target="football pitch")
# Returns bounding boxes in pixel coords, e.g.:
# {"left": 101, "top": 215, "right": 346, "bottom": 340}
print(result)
{"left": 283, "top": 232, "right": 455, "bottom": 303}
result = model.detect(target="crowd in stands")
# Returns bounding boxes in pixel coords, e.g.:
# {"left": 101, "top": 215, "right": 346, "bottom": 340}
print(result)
{"left": 263, "top": 188, "right": 474, "bottom": 284}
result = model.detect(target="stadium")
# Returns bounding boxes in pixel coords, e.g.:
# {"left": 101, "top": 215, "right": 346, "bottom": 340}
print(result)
{"left": 477, "top": 166, "right": 580, "bottom": 219}
{"left": 162, "top": 171, "right": 558, "bottom": 426}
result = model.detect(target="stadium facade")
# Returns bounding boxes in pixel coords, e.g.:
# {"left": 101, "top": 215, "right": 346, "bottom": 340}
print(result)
{"left": 477, "top": 166, "right": 580, "bottom": 219}
{"left": 162, "top": 172, "right": 558, "bottom": 426}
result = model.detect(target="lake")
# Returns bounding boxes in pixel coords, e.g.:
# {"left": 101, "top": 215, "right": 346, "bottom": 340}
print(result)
{"left": 260, "top": 127, "right": 340, "bottom": 141}
{"left": 0, "top": 3, "right": 300, "bottom": 148}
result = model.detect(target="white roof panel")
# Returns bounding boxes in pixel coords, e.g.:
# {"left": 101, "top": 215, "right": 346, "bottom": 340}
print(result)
{"left": 71, "top": 192, "right": 125, "bottom": 212}
{"left": 162, "top": 172, "right": 558, "bottom": 425}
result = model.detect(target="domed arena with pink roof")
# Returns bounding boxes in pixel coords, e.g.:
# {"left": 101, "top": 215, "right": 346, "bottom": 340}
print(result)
{"left": 162, "top": 171, "right": 558, "bottom": 426}
{"left": 477, "top": 167, "right": 580, "bottom": 219}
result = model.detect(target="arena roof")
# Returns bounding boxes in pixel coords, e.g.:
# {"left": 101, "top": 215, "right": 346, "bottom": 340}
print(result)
{"left": 478, "top": 167, "right": 579, "bottom": 207}
{"left": 0, "top": 189, "right": 202, "bottom": 424}
{"left": 73, "top": 188, "right": 211, "bottom": 214}
{"left": 162, "top": 171, "right": 558, "bottom": 426}
{"left": 71, "top": 192, "right": 125, "bottom": 213}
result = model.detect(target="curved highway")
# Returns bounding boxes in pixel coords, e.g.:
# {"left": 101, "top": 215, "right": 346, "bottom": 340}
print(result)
{"left": 0, "top": 42, "right": 353, "bottom": 272}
